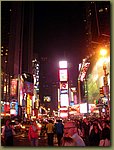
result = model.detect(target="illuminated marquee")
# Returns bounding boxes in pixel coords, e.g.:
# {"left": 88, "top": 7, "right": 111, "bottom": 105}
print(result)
{"left": 80, "top": 62, "right": 90, "bottom": 81}
{"left": 10, "top": 79, "right": 18, "bottom": 96}
{"left": 60, "top": 82, "right": 68, "bottom": 89}
{"left": 59, "top": 69, "right": 68, "bottom": 81}
{"left": 60, "top": 94, "right": 69, "bottom": 106}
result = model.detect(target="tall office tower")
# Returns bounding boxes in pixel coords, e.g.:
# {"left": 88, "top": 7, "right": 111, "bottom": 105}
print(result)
{"left": 83, "top": 1, "right": 110, "bottom": 53}
{"left": 81, "top": 1, "right": 110, "bottom": 104}
{"left": 1, "top": 1, "right": 34, "bottom": 111}
{"left": 4, "top": 1, "right": 34, "bottom": 78}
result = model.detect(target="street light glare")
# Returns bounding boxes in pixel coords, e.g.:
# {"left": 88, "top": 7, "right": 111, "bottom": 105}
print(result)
{"left": 100, "top": 48, "right": 107, "bottom": 57}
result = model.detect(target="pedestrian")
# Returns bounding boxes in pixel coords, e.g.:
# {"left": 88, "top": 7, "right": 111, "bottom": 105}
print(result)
{"left": 2, "top": 119, "right": 15, "bottom": 146}
{"left": 28, "top": 120, "right": 39, "bottom": 146}
{"left": 46, "top": 119, "right": 54, "bottom": 146}
{"left": 82, "top": 118, "right": 90, "bottom": 146}
{"left": 63, "top": 121, "right": 85, "bottom": 146}
{"left": 55, "top": 119, "right": 64, "bottom": 146}
{"left": 99, "top": 127, "right": 110, "bottom": 146}
{"left": 89, "top": 123, "right": 101, "bottom": 146}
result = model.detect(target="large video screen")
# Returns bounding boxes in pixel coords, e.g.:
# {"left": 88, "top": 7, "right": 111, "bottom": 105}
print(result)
{"left": 59, "top": 69, "right": 68, "bottom": 81}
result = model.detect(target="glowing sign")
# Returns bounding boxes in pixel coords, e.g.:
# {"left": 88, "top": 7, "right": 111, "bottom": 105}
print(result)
{"left": 80, "top": 103, "right": 87, "bottom": 113}
{"left": 59, "top": 69, "right": 68, "bottom": 81}
{"left": 89, "top": 104, "right": 96, "bottom": 113}
{"left": 10, "top": 101, "right": 18, "bottom": 115}
{"left": 10, "top": 79, "right": 18, "bottom": 96}
{"left": 59, "top": 61, "right": 67, "bottom": 68}
{"left": 79, "top": 62, "right": 90, "bottom": 81}
{"left": 23, "top": 81, "right": 34, "bottom": 95}
{"left": 60, "top": 89, "right": 68, "bottom": 94}
{"left": 60, "top": 94, "right": 69, "bottom": 106}
{"left": 60, "top": 82, "right": 68, "bottom": 89}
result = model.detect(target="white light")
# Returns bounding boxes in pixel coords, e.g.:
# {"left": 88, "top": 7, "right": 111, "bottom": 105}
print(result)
{"left": 59, "top": 61, "right": 67, "bottom": 68}
{"left": 80, "top": 103, "right": 87, "bottom": 113}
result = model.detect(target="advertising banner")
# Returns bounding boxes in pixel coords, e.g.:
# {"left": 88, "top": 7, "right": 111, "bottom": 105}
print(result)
{"left": 10, "top": 101, "right": 18, "bottom": 115}
{"left": 80, "top": 103, "right": 87, "bottom": 113}
{"left": 10, "top": 79, "right": 18, "bottom": 96}
{"left": 60, "top": 82, "right": 68, "bottom": 89}
{"left": 4, "top": 103, "right": 10, "bottom": 113}
{"left": 59, "top": 69, "right": 68, "bottom": 81}
{"left": 60, "top": 94, "right": 69, "bottom": 106}
{"left": 23, "top": 81, "right": 34, "bottom": 95}
{"left": 69, "top": 104, "right": 80, "bottom": 114}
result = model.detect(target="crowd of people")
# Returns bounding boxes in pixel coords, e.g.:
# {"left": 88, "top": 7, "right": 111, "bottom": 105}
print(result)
{"left": 1, "top": 116, "right": 111, "bottom": 147}
{"left": 39, "top": 116, "right": 111, "bottom": 147}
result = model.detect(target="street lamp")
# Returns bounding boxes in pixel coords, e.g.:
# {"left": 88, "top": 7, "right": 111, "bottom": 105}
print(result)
{"left": 100, "top": 48, "right": 110, "bottom": 115}
{"left": 100, "top": 48, "right": 107, "bottom": 57}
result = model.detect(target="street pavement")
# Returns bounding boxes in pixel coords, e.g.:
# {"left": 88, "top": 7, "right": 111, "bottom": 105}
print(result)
{"left": 1, "top": 132, "right": 58, "bottom": 147}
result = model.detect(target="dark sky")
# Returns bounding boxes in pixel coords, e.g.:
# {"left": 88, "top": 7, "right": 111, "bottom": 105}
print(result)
{"left": 1, "top": 1, "right": 87, "bottom": 85}
{"left": 33, "top": 1, "right": 87, "bottom": 84}
{"left": 34, "top": 1, "right": 86, "bottom": 63}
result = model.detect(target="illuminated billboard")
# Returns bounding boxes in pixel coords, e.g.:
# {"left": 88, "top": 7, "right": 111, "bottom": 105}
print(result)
{"left": 10, "top": 101, "right": 18, "bottom": 115}
{"left": 60, "top": 89, "right": 68, "bottom": 94}
{"left": 10, "top": 79, "right": 18, "bottom": 96}
{"left": 89, "top": 104, "right": 96, "bottom": 113}
{"left": 69, "top": 104, "right": 80, "bottom": 114}
{"left": 23, "top": 81, "right": 34, "bottom": 95}
{"left": 80, "top": 62, "right": 90, "bottom": 82}
{"left": 59, "top": 61, "right": 67, "bottom": 68}
{"left": 80, "top": 103, "right": 87, "bottom": 113}
{"left": 59, "top": 69, "right": 68, "bottom": 81}
{"left": 60, "top": 94, "right": 69, "bottom": 106}
{"left": 60, "top": 82, "right": 68, "bottom": 89}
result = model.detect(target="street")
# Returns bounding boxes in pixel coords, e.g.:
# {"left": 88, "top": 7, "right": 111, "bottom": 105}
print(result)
{"left": 1, "top": 132, "right": 58, "bottom": 147}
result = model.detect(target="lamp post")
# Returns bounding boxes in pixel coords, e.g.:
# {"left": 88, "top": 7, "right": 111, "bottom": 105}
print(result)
{"left": 100, "top": 48, "right": 110, "bottom": 116}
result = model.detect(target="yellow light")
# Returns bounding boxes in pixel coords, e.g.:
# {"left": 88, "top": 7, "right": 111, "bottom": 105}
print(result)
{"left": 100, "top": 48, "right": 107, "bottom": 57}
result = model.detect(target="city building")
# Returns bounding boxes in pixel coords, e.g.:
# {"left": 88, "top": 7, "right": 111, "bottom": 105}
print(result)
{"left": 77, "top": 1, "right": 110, "bottom": 115}
{"left": 1, "top": 1, "right": 35, "bottom": 118}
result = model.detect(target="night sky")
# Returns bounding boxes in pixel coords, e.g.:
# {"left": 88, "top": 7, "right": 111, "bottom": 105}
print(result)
{"left": 34, "top": 1, "right": 86, "bottom": 62}
{"left": 1, "top": 1, "right": 88, "bottom": 85}
{"left": 33, "top": 1, "right": 87, "bottom": 84}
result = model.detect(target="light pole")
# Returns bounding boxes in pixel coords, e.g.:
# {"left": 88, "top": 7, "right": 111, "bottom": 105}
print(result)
{"left": 100, "top": 48, "right": 110, "bottom": 115}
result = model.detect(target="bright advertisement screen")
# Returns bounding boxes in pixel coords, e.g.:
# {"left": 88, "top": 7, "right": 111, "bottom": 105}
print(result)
{"left": 59, "top": 61, "right": 67, "bottom": 68}
{"left": 69, "top": 104, "right": 80, "bottom": 114}
{"left": 60, "top": 112, "right": 68, "bottom": 118}
{"left": 24, "top": 81, "right": 34, "bottom": 95}
{"left": 10, "top": 102, "right": 18, "bottom": 115}
{"left": 60, "top": 94, "right": 69, "bottom": 106}
{"left": 89, "top": 104, "right": 96, "bottom": 113}
{"left": 60, "top": 82, "right": 68, "bottom": 89}
{"left": 80, "top": 103, "right": 87, "bottom": 113}
{"left": 59, "top": 69, "right": 68, "bottom": 81}
{"left": 10, "top": 79, "right": 17, "bottom": 96}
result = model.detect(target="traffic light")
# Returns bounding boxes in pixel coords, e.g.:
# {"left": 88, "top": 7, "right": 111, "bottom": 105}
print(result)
{"left": 94, "top": 100, "right": 98, "bottom": 105}
{"left": 99, "top": 87, "right": 104, "bottom": 97}
{"left": 103, "top": 76, "right": 108, "bottom": 85}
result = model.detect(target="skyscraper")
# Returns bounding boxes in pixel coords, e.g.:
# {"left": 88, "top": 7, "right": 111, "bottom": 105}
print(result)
{"left": 1, "top": 1, "right": 34, "bottom": 78}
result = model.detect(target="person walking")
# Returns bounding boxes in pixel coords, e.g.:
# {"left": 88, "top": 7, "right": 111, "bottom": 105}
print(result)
{"left": 89, "top": 123, "right": 101, "bottom": 146}
{"left": 63, "top": 121, "right": 85, "bottom": 146}
{"left": 46, "top": 119, "right": 54, "bottom": 146}
{"left": 28, "top": 120, "right": 39, "bottom": 146}
{"left": 2, "top": 119, "right": 15, "bottom": 146}
{"left": 55, "top": 119, "right": 64, "bottom": 146}
{"left": 99, "top": 127, "right": 110, "bottom": 146}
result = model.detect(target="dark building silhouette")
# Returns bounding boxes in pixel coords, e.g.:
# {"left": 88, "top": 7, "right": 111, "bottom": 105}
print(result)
{"left": 1, "top": 1, "right": 34, "bottom": 78}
